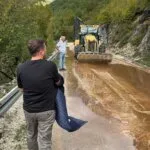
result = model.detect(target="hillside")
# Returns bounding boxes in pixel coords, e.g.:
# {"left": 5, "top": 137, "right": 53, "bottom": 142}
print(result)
{"left": 49, "top": 0, "right": 150, "bottom": 65}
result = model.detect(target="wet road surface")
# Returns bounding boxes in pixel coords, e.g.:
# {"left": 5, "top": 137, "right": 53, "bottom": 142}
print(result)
{"left": 52, "top": 51, "right": 136, "bottom": 150}
{"left": 1, "top": 49, "right": 149, "bottom": 150}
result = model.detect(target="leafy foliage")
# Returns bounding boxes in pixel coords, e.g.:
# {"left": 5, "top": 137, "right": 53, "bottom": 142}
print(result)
{"left": 48, "top": 0, "right": 149, "bottom": 41}
{"left": 0, "top": 0, "right": 51, "bottom": 83}
{"left": 48, "top": 0, "right": 107, "bottom": 40}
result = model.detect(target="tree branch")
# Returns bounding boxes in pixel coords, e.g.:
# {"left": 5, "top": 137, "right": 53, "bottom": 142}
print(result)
{"left": 0, "top": 70, "right": 13, "bottom": 80}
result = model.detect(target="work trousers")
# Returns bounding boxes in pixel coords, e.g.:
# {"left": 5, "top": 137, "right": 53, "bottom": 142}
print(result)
{"left": 59, "top": 52, "right": 66, "bottom": 69}
{"left": 24, "top": 110, "right": 55, "bottom": 150}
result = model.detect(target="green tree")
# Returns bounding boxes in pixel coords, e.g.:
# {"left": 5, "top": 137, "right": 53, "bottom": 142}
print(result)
{"left": 0, "top": 0, "right": 51, "bottom": 83}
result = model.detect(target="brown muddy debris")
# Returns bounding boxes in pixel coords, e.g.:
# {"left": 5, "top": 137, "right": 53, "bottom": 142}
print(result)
{"left": 66, "top": 50, "right": 150, "bottom": 150}
{"left": 54, "top": 51, "right": 135, "bottom": 150}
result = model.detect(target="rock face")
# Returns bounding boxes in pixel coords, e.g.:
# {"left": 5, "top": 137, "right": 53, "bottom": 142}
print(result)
{"left": 138, "top": 26, "right": 150, "bottom": 56}
{"left": 139, "top": 10, "right": 150, "bottom": 24}
{"left": 110, "top": 43, "right": 135, "bottom": 59}
{"left": 109, "top": 10, "right": 150, "bottom": 62}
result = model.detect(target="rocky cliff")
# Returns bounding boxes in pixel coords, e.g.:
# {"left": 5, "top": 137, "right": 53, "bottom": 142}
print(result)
{"left": 109, "top": 9, "right": 150, "bottom": 66}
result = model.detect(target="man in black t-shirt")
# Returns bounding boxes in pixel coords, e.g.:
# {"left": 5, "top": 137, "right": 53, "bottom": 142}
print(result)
{"left": 17, "top": 39, "right": 60, "bottom": 150}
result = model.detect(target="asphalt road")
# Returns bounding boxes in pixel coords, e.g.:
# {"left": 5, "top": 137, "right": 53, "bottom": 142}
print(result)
{"left": 52, "top": 51, "right": 135, "bottom": 150}
{"left": 53, "top": 93, "right": 135, "bottom": 150}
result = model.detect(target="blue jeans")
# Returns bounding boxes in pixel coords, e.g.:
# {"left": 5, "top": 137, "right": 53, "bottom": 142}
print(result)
{"left": 59, "top": 52, "right": 65, "bottom": 69}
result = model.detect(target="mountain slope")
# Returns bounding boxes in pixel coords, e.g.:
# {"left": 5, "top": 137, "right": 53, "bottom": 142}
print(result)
{"left": 48, "top": 0, "right": 150, "bottom": 65}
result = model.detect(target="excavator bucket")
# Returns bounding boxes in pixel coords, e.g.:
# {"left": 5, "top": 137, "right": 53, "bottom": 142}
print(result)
{"left": 77, "top": 53, "right": 112, "bottom": 63}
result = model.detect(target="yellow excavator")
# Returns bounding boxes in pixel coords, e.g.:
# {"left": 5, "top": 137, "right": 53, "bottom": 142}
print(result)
{"left": 74, "top": 17, "right": 112, "bottom": 62}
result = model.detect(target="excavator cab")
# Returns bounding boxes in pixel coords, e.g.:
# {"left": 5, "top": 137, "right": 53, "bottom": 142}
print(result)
{"left": 74, "top": 17, "right": 112, "bottom": 63}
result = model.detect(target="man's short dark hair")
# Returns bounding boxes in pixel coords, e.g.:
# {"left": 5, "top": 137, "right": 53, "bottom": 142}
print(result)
{"left": 28, "top": 39, "right": 46, "bottom": 56}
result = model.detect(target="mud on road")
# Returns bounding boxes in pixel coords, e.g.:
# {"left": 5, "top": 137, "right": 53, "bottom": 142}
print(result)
{"left": 0, "top": 49, "right": 149, "bottom": 150}
{"left": 66, "top": 50, "right": 150, "bottom": 150}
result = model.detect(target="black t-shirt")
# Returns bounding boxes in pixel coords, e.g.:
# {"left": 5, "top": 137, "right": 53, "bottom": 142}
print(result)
{"left": 17, "top": 59, "right": 60, "bottom": 113}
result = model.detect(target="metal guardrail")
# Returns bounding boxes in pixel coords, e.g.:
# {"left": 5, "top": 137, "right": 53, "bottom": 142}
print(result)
{"left": 0, "top": 51, "right": 59, "bottom": 117}
{"left": 47, "top": 51, "right": 59, "bottom": 61}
